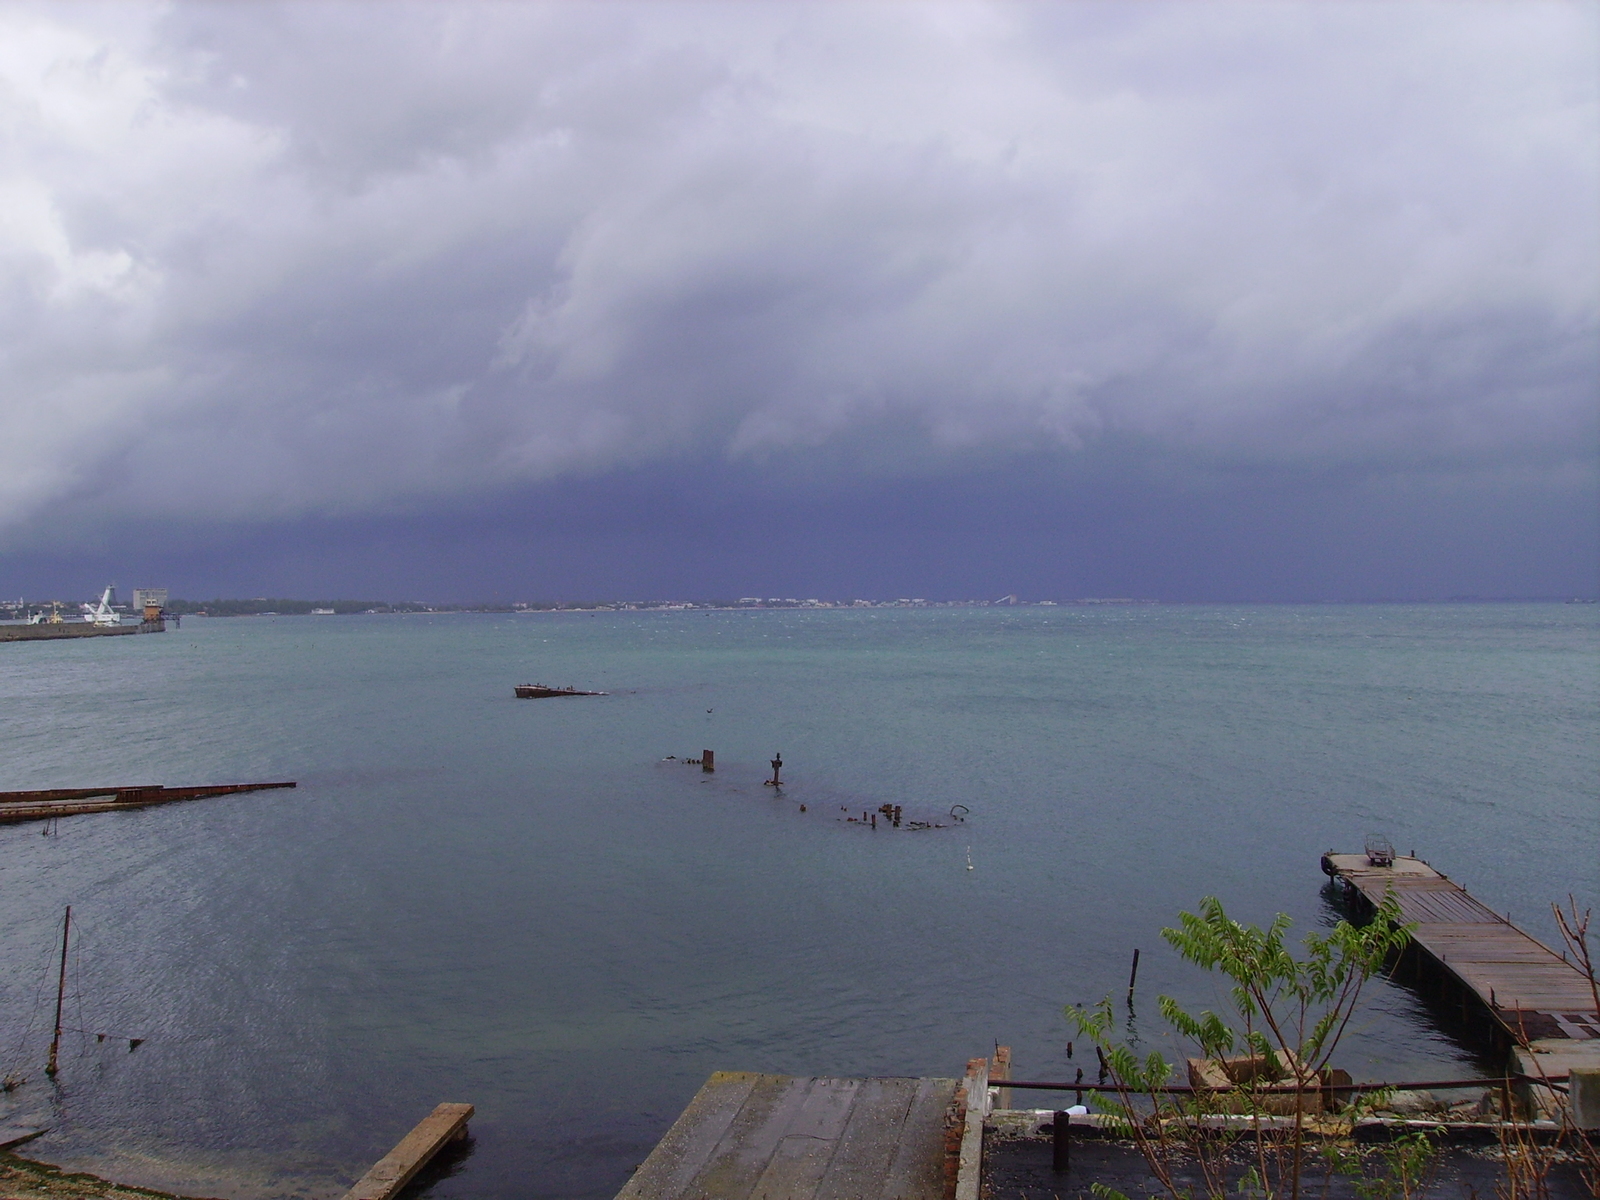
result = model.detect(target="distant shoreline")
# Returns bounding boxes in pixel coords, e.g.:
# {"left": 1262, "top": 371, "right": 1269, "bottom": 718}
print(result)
{"left": 2, "top": 596, "right": 1594, "bottom": 625}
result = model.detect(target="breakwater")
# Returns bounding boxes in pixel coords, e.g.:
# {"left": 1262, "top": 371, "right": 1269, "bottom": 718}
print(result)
{"left": 0, "top": 621, "right": 164, "bottom": 643}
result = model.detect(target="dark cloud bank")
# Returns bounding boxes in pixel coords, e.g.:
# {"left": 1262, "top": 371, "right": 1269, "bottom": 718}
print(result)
{"left": 2, "top": 2, "right": 1595, "bottom": 601}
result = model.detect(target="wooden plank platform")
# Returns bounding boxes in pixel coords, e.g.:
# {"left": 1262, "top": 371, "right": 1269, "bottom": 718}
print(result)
{"left": 617, "top": 1073, "right": 958, "bottom": 1200}
{"left": 341, "top": 1102, "right": 473, "bottom": 1200}
{"left": 1323, "top": 853, "right": 1599, "bottom": 1078}
{"left": 0, "top": 781, "right": 296, "bottom": 825}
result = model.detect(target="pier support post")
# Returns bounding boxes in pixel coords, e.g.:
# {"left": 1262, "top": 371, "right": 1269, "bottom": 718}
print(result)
{"left": 1052, "top": 1112, "right": 1071, "bottom": 1172}
{"left": 702, "top": 749, "right": 714, "bottom": 773}
{"left": 1572, "top": 1068, "right": 1600, "bottom": 1131}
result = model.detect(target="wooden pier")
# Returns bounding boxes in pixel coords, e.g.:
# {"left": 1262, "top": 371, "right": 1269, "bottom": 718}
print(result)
{"left": 1322, "top": 853, "right": 1599, "bottom": 1084}
{"left": 0, "top": 781, "right": 296, "bottom": 825}
{"left": 616, "top": 1072, "right": 960, "bottom": 1200}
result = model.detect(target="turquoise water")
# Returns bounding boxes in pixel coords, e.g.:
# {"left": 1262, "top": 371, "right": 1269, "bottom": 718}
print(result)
{"left": 0, "top": 605, "right": 1594, "bottom": 1199}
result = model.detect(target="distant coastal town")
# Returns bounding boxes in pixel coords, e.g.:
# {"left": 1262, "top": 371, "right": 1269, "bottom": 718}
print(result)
{"left": 1, "top": 593, "right": 1157, "bottom": 621}
{"left": 8, "top": 593, "right": 1597, "bottom": 624}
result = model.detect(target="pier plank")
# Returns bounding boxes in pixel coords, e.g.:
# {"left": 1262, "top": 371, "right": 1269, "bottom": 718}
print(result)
{"left": 690, "top": 1074, "right": 818, "bottom": 1200}
{"left": 341, "top": 1102, "right": 473, "bottom": 1200}
{"left": 618, "top": 1074, "right": 957, "bottom": 1200}
{"left": 809, "top": 1078, "right": 918, "bottom": 1200}
{"left": 747, "top": 1078, "right": 860, "bottom": 1200}
{"left": 617, "top": 1073, "right": 763, "bottom": 1200}
{"left": 879, "top": 1078, "right": 959, "bottom": 1200}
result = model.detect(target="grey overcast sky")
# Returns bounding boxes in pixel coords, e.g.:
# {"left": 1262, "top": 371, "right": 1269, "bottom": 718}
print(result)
{"left": 2, "top": 1, "right": 1595, "bottom": 601}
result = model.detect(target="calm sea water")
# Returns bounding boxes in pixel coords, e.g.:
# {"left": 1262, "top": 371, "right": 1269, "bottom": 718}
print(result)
{"left": 0, "top": 605, "right": 1594, "bottom": 1199}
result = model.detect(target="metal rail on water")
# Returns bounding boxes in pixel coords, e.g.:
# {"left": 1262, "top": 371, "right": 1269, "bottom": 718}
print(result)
{"left": 0, "top": 781, "right": 297, "bottom": 825}
{"left": 994, "top": 1076, "right": 1569, "bottom": 1095}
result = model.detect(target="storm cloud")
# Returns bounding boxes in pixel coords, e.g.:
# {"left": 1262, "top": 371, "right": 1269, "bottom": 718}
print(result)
{"left": 1, "top": 1, "right": 1595, "bottom": 596}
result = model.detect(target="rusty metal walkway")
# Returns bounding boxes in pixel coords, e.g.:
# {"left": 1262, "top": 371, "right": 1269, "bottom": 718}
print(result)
{"left": 616, "top": 1073, "right": 958, "bottom": 1200}
{"left": 0, "top": 781, "right": 297, "bottom": 825}
{"left": 1323, "top": 853, "right": 1599, "bottom": 1080}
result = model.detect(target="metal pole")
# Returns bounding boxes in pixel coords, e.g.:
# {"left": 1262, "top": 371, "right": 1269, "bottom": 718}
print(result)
{"left": 987, "top": 1075, "right": 1569, "bottom": 1094}
{"left": 46, "top": 906, "right": 71, "bottom": 1077}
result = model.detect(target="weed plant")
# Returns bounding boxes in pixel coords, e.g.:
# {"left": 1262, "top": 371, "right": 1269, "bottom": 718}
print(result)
{"left": 1066, "top": 895, "right": 1410, "bottom": 1200}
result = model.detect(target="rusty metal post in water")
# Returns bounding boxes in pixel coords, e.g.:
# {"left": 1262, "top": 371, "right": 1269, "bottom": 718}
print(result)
{"left": 766, "top": 753, "right": 782, "bottom": 787}
{"left": 702, "top": 750, "right": 714, "bottom": 773}
{"left": 46, "top": 906, "right": 70, "bottom": 1077}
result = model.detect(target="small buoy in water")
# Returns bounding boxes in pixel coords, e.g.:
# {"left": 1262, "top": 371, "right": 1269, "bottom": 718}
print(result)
{"left": 799, "top": 804, "right": 806, "bottom": 812}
